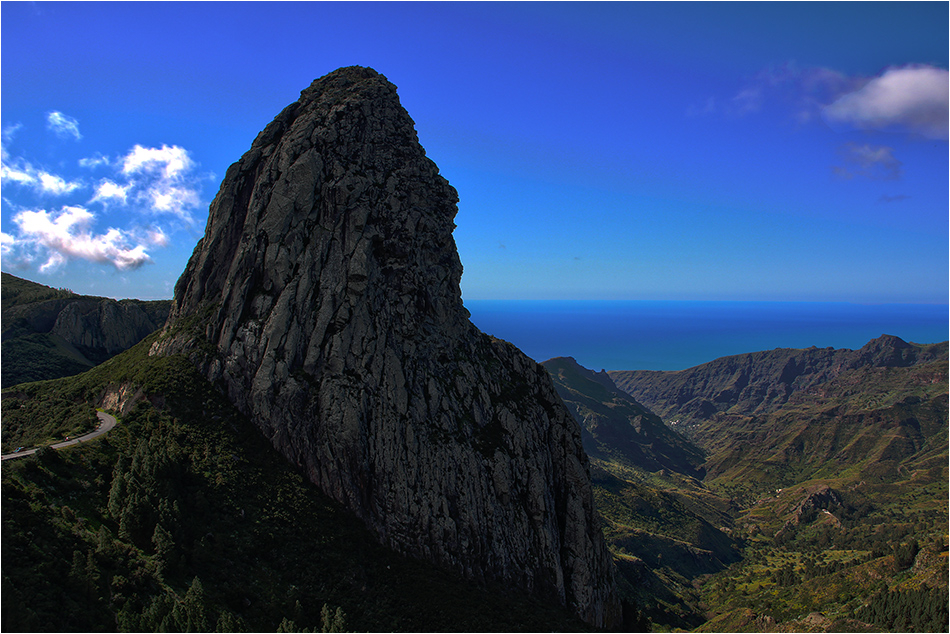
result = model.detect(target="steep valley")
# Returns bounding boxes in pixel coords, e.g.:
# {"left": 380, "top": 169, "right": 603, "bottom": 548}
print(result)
{"left": 596, "top": 337, "right": 949, "bottom": 631}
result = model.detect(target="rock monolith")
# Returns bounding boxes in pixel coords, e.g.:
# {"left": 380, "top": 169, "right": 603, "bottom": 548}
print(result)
{"left": 151, "top": 66, "right": 618, "bottom": 626}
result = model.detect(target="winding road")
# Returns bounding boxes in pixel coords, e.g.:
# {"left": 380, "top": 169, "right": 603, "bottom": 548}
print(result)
{"left": 1, "top": 411, "right": 117, "bottom": 462}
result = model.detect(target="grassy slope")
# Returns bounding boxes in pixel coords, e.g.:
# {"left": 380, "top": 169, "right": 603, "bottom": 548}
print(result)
{"left": 1, "top": 271, "right": 79, "bottom": 311}
{"left": 1, "top": 335, "right": 588, "bottom": 632}
{"left": 543, "top": 356, "right": 705, "bottom": 476}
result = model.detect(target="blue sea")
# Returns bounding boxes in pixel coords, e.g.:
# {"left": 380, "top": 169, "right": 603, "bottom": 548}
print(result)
{"left": 464, "top": 300, "right": 950, "bottom": 371}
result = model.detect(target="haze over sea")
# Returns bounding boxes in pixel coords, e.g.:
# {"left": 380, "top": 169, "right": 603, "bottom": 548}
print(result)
{"left": 465, "top": 300, "right": 950, "bottom": 372}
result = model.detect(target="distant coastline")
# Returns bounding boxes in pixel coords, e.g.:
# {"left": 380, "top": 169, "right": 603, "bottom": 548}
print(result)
{"left": 465, "top": 300, "right": 950, "bottom": 371}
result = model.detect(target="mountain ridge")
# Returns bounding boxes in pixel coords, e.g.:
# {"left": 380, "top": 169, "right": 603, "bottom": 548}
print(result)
{"left": 609, "top": 334, "right": 947, "bottom": 428}
{"left": 542, "top": 355, "right": 705, "bottom": 478}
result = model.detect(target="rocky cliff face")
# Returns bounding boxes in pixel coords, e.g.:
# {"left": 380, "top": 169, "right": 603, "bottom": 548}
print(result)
{"left": 51, "top": 298, "right": 170, "bottom": 363}
{"left": 150, "top": 66, "right": 618, "bottom": 626}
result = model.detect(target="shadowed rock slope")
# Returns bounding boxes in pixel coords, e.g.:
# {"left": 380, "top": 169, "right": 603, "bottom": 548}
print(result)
{"left": 543, "top": 356, "right": 705, "bottom": 478}
{"left": 149, "top": 66, "right": 618, "bottom": 626}
{"left": 2, "top": 272, "right": 170, "bottom": 387}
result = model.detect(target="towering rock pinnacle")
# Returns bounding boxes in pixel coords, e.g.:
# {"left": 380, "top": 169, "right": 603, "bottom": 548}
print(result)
{"left": 151, "top": 66, "right": 618, "bottom": 626}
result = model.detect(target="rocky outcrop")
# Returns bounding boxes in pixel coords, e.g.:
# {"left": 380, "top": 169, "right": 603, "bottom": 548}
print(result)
{"left": 150, "top": 66, "right": 618, "bottom": 626}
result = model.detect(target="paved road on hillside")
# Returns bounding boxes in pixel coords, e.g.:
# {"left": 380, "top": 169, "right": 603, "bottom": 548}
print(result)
{"left": 1, "top": 411, "right": 117, "bottom": 462}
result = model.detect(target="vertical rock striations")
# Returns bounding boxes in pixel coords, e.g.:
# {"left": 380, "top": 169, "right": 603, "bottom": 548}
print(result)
{"left": 151, "top": 67, "right": 618, "bottom": 626}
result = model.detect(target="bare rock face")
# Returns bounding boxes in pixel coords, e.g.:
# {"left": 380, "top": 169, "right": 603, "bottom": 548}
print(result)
{"left": 151, "top": 66, "right": 618, "bottom": 626}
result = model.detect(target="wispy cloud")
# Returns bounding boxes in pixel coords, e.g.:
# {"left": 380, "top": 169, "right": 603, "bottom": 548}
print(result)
{"left": 1, "top": 157, "right": 85, "bottom": 196}
{"left": 147, "top": 227, "right": 170, "bottom": 247}
{"left": 11, "top": 205, "right": 152, "bottom": 272}
{"left": 120, "top": 144, "right": 202, "bottom": 221}
{"left": 79, "top": 154, "right": 110, "bottom": 169}
{"left": 46, "top": 111, "right": 83, "bottom": 141}
{"left": 2, "top": 123, "right": 23, "bottom": 146}
{"left": 832, "top": 142, "right": 903, "bottom": 181}
{"left": 689, "top": 63, "right": 863, "bottom": 122}
{"left": 823, "top": 65, "right": 949, "bottom": 140}
{"left": 693, "top": 63, "right": 949, "bottom": 141}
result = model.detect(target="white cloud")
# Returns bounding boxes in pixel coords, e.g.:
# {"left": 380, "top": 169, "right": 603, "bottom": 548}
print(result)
{"left": 47, "top": 111, "right": 83, "bottom": 141}
{"left": 150, "top": 185, "right": 200, "bottom": 214}
{"left": 147, "top": 227, "right": 169, "bottom": 247}
{"left": 2, "top": 124, "right": 202, "bottom": 275}
{"left": 38, "top": 171, "right": 83, "bottom": 195}
{"left": 79, "top": 154, "right": 110, "bottom": 169}
{"left": 119, "top": 144, "right": 202, "bottom": 221}
{"left": 824, "top": 65, "right": 949, "bottom": 140}
{"left": 122, "top": 144, "right": 194, "bottom": 180}
{"left": 11, "top": 205, "right": 152, "bottom": 271}
{"left": 0, "top": 161, "right": 36, "bottom": 186}
{"left": 91, "top": 179, "right": 130, "bottom": 204}
{"left": 0, "top": 231, "right": 16, "bottom": 257}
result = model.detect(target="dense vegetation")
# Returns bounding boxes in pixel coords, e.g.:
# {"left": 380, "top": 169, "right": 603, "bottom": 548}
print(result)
{"left": 1, "top": 271, "right": 77, "bottom": 311}
{"left": 2, "top": 336, "right": 588, "bottom": 632}
{"left": 543, "top": 342, "right": 949, "bottom": 632}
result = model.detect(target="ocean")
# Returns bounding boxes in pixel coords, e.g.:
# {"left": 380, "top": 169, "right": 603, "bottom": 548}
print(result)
{"left": 464, "top": 300, "right": 950, "bottom": 372}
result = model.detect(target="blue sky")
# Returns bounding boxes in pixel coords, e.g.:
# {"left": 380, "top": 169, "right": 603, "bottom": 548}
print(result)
{"left": 2, "top": 1, "right": 947, "bottom": 303}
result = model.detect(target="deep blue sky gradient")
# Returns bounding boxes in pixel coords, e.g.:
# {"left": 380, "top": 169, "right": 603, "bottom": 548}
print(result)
{"left": 2, "top": 2, "right": 947, "bottom": 303}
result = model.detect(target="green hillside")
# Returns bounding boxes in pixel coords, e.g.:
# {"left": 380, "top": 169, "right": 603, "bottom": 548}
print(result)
{"left": 605, "top": 339, "right": 949, "bottom": 632}
{"left": 543, "top": 356, "right": 705, "bottom": 477}
{"left": 1, "top": 335, "right": 589, "bottom": 632}
{"left": 543, "top": 356, "right": 739, "bottom": 629}
{"left": 4, "top": 314, "right": 947, "bottom": 632}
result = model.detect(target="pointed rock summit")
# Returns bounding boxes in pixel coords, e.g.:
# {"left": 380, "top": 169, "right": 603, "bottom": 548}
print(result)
{"left": 152, "top": 67, "right": 618, "bottom": 626}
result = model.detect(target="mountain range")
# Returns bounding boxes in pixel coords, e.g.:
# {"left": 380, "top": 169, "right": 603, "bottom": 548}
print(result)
{"left": 2, "top": 66, "right": 946, "bottom": 633}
